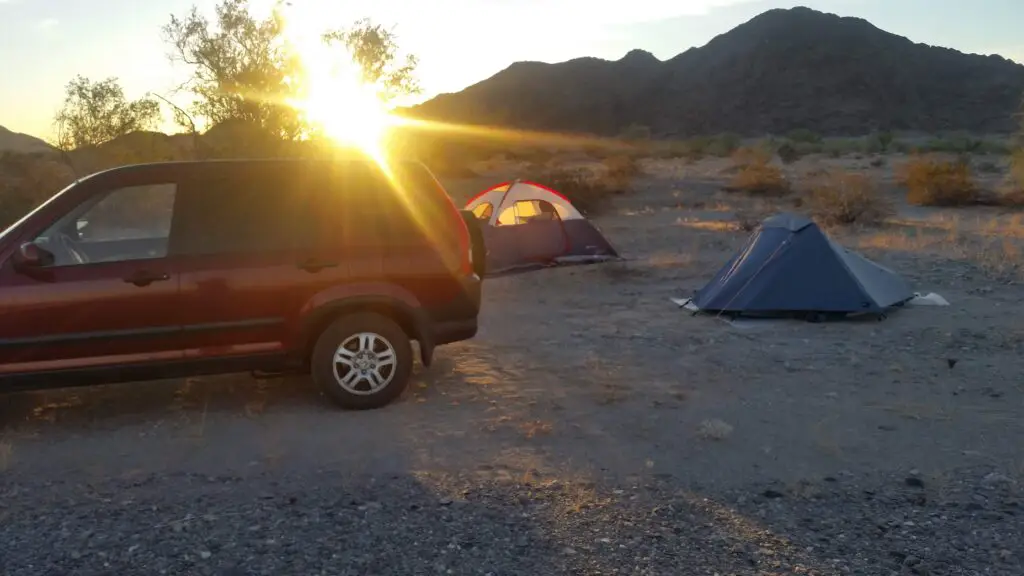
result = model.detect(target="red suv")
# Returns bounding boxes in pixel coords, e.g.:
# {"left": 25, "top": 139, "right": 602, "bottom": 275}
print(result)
{"left": 0, "top": 158, "right": 482, "bottom": 409}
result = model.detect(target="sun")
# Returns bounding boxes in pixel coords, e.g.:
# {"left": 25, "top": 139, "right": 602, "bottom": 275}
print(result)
{"left": 299, "top": 57, "right": 395, "bottom": 156}
{"left": 283, "top": 14, "right": 396, "bottom": 159}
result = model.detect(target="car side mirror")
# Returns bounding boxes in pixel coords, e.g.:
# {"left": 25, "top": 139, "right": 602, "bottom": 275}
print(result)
{"left": 14, "top": 242, "right": 55, "bottom": 269}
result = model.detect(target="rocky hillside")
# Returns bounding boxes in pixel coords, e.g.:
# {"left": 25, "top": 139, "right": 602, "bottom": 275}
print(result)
{"left": 0, "top": 126, "right": 55, "bottom": 154}
{"left": 407, "top": 6, "right": 1024, "bottom": 137}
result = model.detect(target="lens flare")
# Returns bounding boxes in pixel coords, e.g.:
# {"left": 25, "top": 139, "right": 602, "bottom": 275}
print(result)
{"left": 282, "top": 10, "right": 395, "bottom": 161}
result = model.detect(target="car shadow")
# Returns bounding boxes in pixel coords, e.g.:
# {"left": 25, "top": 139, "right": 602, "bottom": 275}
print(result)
{"left": 0, "top": 352, "right": 463, "bottom": 434}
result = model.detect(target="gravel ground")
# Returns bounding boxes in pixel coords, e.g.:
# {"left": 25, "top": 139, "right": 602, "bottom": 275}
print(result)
{"left": 2, "top": 157, "right": 1023, "bottom": 575}
{"left": 1, "top": 466, "right": 1020, "bottom": 575}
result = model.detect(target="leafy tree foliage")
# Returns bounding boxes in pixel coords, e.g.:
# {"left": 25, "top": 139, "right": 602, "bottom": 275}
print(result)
{"left": 322, "top": 19, "right": 420, "bottom": 104}
{"left": 163, "top": 0, "right": 421, "bottom": 142}
{"left": 53, "top": 76, "right": 161, "bottom": 150}
{"left": 163, "top": 0, "right": 302, "bottom": 140}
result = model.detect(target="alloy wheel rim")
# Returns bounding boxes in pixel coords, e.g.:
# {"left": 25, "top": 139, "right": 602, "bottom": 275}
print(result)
{"left": 332, "top": 332, "right": 397, "bottom": 395}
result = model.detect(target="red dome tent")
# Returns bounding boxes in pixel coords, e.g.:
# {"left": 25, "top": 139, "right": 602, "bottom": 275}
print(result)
{"left": 465, "top": 180, "right": 619, "bottom": 275}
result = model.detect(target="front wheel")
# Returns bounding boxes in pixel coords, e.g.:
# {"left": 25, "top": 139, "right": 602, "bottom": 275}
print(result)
{"left": 311, "top": 313, "right": 413, "bottom": 410}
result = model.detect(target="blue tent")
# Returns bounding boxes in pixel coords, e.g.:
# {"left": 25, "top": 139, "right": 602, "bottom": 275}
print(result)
{"left": 691, "top": 213, "right": 913, "bottom": 319}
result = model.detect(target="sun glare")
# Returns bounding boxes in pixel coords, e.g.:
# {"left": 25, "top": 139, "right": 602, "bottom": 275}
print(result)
{"left": 283, "top": 12, "right": 396, "bottom": 160}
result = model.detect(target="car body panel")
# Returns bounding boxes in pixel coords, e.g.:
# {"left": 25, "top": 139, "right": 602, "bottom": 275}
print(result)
{"left": 0, "top": 164, "right": 185, "bottom": 374}
{"left": 0, "top": 159, "right": 480, "bottom": 394}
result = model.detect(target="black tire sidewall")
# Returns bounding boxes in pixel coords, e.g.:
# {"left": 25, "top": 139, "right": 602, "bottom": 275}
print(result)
{"left": 311, "top": 312, "right": 413, "bottom": 410}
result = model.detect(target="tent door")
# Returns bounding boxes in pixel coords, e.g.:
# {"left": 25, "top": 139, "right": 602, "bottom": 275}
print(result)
{"left": 514, "top": 219, "right": 570, "bottom": 264}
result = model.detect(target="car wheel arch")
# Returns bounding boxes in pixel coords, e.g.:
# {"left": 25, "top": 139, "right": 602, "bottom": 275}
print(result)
{"left": 299, "top": 296, "right": 434, "bottom": 368}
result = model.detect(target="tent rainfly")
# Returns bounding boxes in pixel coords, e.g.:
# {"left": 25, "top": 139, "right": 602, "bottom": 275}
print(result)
{"left": 689, "top": 213, "right": 914, "bottom": 320}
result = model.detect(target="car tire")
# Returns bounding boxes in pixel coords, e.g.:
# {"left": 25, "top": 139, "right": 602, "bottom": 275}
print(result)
{"left": 311, "top": 312, "right": 413, "bottom": 410}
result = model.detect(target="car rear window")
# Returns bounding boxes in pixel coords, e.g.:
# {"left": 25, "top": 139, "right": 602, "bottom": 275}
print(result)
{"left": 313, "top": 160, "right": 458, "bottom": 249}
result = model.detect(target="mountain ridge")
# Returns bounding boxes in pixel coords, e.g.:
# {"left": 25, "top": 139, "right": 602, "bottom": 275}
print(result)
{"left": 406, "top": 6, "right": 1024, "bottom": 137}
{"left": 0, "top": 126, "right": 56, "bottom": 154}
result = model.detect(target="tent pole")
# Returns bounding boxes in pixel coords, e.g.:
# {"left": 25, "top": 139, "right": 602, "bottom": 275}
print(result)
{"left": 493, "top": 179, "right": 519, "bottom": 225}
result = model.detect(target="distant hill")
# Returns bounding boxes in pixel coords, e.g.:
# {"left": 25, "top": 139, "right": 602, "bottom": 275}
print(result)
{"left": 406, "top": 6, "right": 1024, "bottom": 137}
{"left": 0, "top": 126, "right": 55, "bottom": 154}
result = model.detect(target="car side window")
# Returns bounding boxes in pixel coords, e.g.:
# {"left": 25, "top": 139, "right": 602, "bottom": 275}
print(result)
{"left": 171, "top": 170, "right": 315, "bottom": 256}
{"left": 33, "top": 183, "right": 176, "bottom": 267}
{"left": 318, "top": 164, "right": 425, "bottom": 248}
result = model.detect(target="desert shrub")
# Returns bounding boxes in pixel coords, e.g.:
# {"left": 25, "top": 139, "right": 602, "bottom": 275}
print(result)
{"left": 618, "top": 123, "right": 651, "bottom": 141}
{"left": 708, "top": 133, "right": 742, "bottom": 157}
{"left": 0, "top": 153, "right": 76, "bottom": 227}
{"left": 975, "top": 160, "right": 1001, "bottom": 174}
{"left": 1000, "top": 150, "right": 1024, "bottom": 207}
{"left": 979, "top": 140, "right": 1012, "bottom": 155}
{"left": 504, "top": 146, "right": 557, "bottom": 165}
{"left": 1011, "top": 150, "right": 1024, "bottom": 188}
{"left": 603, "top": 154, "right": 640, "bottom": 184}
{"left": 806, "top": 170, "right": 892, "bottom": 225}
{"left": 735, "top": 211, "right": 763, "bottom": 232}
{"left": 923, "top": 133, "right": 994, "bottom": 155}
{"left": 786, "top": 128, "right": 821, "bottom": 144}
{"left": 524, "top": 167, "right": 626, "bottom": 215}
{"left": 655, "top": 140, "right": 691, "bottom": 159}
{"left": 683, "top": 136, "right": 711, "bottom": 159}
{"left": 863, "top": 131, "right": 895, "bottom": 154}
{"left": 727, "top": 147, "right": 790, "bottom": 196}
{"left": 822, "top": 138, "right": 859, "bottom": 158}
{"left": 898, "top": 155, "right": 979, "bottom": 206}
{"left": 776, "top": 142, "right": 801, "bottom": 164}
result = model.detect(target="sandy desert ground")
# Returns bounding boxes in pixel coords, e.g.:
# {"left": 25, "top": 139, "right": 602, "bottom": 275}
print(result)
{"left": 1, "top": 154, "right": 1022, "bottom": 576}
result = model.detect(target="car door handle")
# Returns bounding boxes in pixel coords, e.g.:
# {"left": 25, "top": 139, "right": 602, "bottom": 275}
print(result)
{"left": 297, "top": 258, "right": 339, "bottom": 273}
{"left": 123, "top": 270, "right": 171, "bottom": 287}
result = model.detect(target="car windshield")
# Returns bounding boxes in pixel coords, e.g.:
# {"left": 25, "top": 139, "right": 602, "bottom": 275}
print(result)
{"left": 0, "top": 178, "right": 81, "bottom": 244}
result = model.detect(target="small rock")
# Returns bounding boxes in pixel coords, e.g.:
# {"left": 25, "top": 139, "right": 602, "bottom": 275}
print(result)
{"left": 762, "top": 489, "right": 784, "bottom": 499}
{"left": 199, "top": 550, "right": 212, "bottom": 560}
{"left": 904, "top": 477, "right": 925, "bottom": 488}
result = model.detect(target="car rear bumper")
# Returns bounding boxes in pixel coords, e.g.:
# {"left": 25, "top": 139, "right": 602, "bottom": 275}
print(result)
{"left": 427, "top": 273, "right": 481, "bottom": 346}
{"left": 434, "top": 318, "right": 478, "bottom": 345}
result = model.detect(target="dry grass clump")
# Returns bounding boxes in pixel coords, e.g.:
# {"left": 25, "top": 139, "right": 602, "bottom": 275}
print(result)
{"left": 897, "top": 155, "right": 979, "bottom": 206}
{"left": 726, "top": 146, "right": 790, "bottom": 196}
{"left": 806, "top": 170, "right": 893, "bottom": 225}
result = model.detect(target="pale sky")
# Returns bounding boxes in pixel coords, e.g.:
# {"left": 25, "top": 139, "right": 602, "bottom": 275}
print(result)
{"left": 1, "top": 0, "right": 1022, "bottom": 140}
